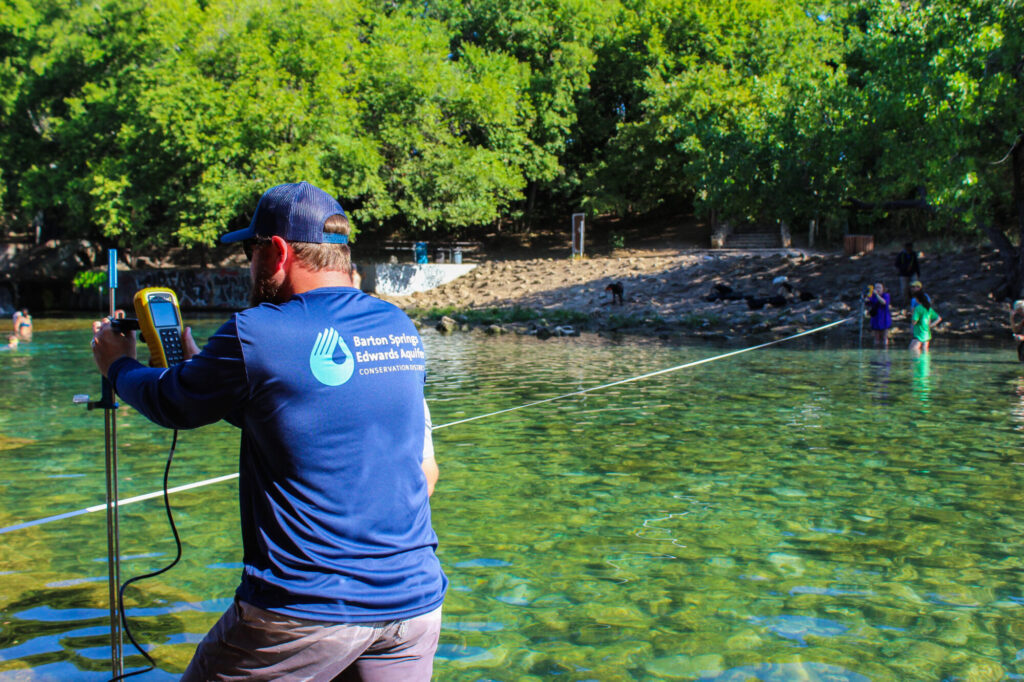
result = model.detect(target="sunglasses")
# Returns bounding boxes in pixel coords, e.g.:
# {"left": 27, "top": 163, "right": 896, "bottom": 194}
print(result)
{"left": 242, "top": 236, "right": 272, "bottom": 261}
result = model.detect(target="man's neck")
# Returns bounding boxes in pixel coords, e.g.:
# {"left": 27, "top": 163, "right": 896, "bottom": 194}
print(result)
{"left": 286, "top": 266, "right": 354, "bottom": 295}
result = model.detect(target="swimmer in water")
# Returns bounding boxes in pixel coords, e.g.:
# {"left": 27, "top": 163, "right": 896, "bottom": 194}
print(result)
{"left": 13, "top": 308, "right": 32, "bottom": 341}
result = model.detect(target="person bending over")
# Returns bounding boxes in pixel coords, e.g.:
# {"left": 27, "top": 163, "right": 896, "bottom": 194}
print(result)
{"left": 91, "top": 181, "right": 446, "bottom": 681}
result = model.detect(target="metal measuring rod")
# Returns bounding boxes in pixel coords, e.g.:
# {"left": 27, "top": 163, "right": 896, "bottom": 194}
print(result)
{"left": 72, "top": 248, "right": 124, "bottom": 678}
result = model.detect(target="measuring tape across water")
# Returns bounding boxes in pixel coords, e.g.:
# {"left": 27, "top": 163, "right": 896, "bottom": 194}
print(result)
{"left": 0, "top": 317, "right": 850, "bottom": 536}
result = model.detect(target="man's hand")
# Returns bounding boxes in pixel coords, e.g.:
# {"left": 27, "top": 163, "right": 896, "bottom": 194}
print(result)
{"left": 183, "top": 327, "right": 200, "bottom": 361}
{"left": 92, "top": 318, "right": 137, "bottom": 377}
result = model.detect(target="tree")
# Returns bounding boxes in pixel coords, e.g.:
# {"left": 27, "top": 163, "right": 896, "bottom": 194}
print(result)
{"left": 348, "top": 6, "right": 533, "bottom": 232}
{"left": 0, "top": 0, "right": 185, "bottom": 246}
{"left": 422, "top": 0, "right": 616, "bottom": 224}
{"left": 0, "top": 0, "right": 539, "bottom": 250}
{"left": 844, "top": 0, "right": 1024, "bottom": 297}
{"left": 584, "top": 0, "right": 850, "bottom": 227}
{"left": 4, "top": 0, "right": 1022, "bottom": 267}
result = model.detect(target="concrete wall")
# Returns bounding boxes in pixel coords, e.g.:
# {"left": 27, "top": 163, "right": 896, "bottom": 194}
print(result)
{"left": 360, "top": 263, "right": 477, "bottom": 296}
{"left": 1, "top": 237, "right": 479, "bottom": 311}
{"left": 107, "top": 263, "right": 477, "bottom": 310}
{"left": 115, "top": 268, "right": 250, "bottom": 310}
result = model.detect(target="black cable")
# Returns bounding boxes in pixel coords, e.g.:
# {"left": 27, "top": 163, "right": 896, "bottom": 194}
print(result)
{"left": 110, "top": 429, "right": 182, "bottom": 682}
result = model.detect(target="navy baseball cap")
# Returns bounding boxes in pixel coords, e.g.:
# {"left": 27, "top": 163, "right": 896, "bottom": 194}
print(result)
{"left": 221, "top": 181, "right": 348, "bottom": 245}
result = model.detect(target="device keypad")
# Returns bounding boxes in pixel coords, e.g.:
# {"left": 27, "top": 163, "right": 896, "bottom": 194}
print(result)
{"left": 159, "top": 327, "right": 184, "bottom": 365}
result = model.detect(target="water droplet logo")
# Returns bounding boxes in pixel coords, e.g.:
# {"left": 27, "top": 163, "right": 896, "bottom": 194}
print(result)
{"left": 309, "top": 327, "right": 355, "bottom": 386}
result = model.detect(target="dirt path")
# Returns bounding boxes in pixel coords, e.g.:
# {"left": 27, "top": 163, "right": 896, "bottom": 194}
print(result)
{"left": 387, "top": 245, "right": 1013, "bottom": 342}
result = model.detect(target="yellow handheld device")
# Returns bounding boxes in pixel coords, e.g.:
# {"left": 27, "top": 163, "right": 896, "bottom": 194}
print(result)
{"left": 133, "top": 287, "right": 185, "bottom": 367}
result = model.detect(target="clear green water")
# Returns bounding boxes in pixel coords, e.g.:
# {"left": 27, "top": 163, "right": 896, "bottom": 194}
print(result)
{"left": 2, "top": 320, "right": 1024, "bottom": 680}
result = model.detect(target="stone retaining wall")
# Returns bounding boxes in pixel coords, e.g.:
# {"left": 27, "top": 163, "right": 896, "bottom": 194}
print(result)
{"left": 0, "top": 235, "right": 478, "bottom": 311}
{"left": 114, "top": 268, "right": 250, "bottom": 310}
{"left": 110, "top": 263, "right": 477, "bottom": 310}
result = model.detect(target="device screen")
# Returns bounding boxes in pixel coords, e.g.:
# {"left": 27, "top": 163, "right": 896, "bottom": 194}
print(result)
{"left": 148, "top": 299, "right": 179, "bottom": 328}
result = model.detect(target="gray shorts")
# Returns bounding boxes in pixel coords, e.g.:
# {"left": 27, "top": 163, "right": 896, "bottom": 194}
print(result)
{"left": 181, "top": 599, "right": 443, "bottom": 681}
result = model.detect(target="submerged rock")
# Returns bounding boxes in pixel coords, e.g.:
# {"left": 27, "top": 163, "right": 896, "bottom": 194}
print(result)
{"left": 645, "top": 653, "right": 725, "bottom": 679}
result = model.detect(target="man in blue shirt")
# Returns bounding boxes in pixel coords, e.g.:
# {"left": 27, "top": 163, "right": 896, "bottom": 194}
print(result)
{"left": 92, "top": 182, "right": 446, "bottom": 680}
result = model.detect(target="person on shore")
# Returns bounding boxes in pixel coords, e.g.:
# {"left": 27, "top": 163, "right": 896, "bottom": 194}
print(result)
{"left": 908, "top": 280, "right": 930, "bottom": 311}
{"left": 1011, "top": 300, "right": 1024, "bottom": 362}
{"left": 865, "top": 282, "right": 892, "bottom": 348}
{"left": 895, "top": 242, "right": 920, "bottom": 305}
{"left": 910, "top": 291, "right": 941, "bottom": 354}
{"left": 772, "top": 276, "right": 815, "bottom": 303}
{"left": 91, "top": 181, "right": 446, "bottom": 680}
{"left": 12, "top": 308, "right": 32, "bottom": 341}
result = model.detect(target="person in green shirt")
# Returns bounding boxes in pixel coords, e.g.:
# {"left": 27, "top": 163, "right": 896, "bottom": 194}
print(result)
{"left": 910, "top": 291, "right": 941, "bottom": 354}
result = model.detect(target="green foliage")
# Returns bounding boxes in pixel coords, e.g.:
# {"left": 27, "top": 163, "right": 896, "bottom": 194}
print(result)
{"left": 0, "top": 0, "right": 534, "bottom": 248}
{"left": 605, "top": 312, "right": 666, "bottom": 328}
{"left": 1, "top": 0, "right": 1022, "bottom": 293}
{"left": 425, "top": 0, "right": 615, "bottom": 182}
{"left": 682, "top": 313, "right": 722, "bottom": 328}
{"left": 586, "top": 0, "right": 850, "bottom": 223}
{"left": 608, "top": 230, "right": 625, "bottom": 250}
{"left": 844, "top": 1, "right": 1023, "bottom": 229}
{"left": 72, "top": 270, "right": 106, "bottom": 291}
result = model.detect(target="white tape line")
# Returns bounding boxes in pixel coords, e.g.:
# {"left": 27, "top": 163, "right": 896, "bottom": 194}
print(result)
{"left": 2, "top": 317, "right": 849, "bottom": 534}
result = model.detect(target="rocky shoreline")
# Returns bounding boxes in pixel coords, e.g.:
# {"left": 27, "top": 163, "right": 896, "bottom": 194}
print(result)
{"left": 386, "top": 246, "right": 1016, "bottom": 345}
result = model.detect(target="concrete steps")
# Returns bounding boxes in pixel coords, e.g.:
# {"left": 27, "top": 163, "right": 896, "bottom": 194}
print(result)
{"left": 724, "top": 232, "right": 781, "bottom": 249}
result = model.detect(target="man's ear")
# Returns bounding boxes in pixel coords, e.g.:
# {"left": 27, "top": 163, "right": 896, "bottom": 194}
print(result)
{"left": 269, "top": 235, "right": 291, "bottom": 272}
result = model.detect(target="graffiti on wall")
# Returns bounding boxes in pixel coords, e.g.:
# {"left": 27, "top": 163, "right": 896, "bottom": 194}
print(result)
{"left": 362, "top": 263, "right": 476, "bottom": 296}
{"left": 117, "top": 269, "right": 249, "bottom": 311}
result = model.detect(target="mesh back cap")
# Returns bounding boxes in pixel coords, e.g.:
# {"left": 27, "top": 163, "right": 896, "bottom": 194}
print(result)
{"left": 221, "top": 182, "right": 347, "bottom": 244}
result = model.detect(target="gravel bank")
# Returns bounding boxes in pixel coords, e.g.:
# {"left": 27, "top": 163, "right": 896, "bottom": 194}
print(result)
{"left": 386, "top": 246, "right": 1015, "bottom": 344}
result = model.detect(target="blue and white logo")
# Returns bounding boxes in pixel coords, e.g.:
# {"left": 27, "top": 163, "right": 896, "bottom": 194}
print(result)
{"left": 309, "top": 327, "right": 355, "bottom": 386}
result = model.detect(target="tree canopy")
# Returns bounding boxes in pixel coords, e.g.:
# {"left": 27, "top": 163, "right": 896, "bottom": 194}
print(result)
{"left": 2, "top": 0, "right": 1022, "bottom": 291}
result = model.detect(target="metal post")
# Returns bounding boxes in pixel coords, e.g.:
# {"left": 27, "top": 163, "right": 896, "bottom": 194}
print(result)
{"left": 103, "top": 248, "right": 123, "bottom": 677}
{"left": 571, "top": 213, "right": 585, "bottom": 259}
{"left": 858, "top": 291, "right": 865, "bottom": 350}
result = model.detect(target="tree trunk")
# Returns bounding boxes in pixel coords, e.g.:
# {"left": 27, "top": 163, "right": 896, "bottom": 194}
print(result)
{"left": 525, "top": 181, "right": 538, "bottom": 233}
{"left": 981, "top": 221, "right": 1020, "bottom": 300}
{"left": 982, "top": 138, "right": 1024, "bottom": 300}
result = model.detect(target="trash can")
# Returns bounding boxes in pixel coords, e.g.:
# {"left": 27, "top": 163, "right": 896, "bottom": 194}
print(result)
{"left": 844, "top": 234, "right": 874, "bottom": 255}
{"left": 414, "top": 242, "right": 428, "bottom": 264}
{"left": 453, "top": 247, "right": 462, "bottom": 264}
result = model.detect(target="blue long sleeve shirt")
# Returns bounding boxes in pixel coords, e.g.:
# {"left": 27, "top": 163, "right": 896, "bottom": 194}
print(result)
{"left": 109, "top": 287, "right": 446, "bottom": 622}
